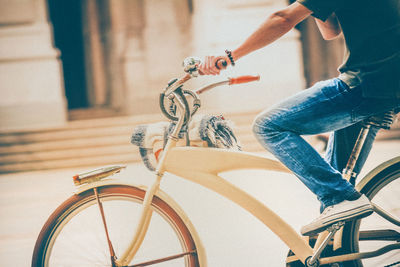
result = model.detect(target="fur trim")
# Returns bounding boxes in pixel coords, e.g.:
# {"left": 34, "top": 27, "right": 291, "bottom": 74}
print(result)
{"left": 131, "top": 114, "right": 240, "bottom": 171}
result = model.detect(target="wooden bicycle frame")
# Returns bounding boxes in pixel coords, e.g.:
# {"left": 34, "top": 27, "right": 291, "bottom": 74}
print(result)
{"left": 78, "top": 142, "right": 400, "bottom": 266}
{"left": 114, "top": 131, "right": 317, "bottom": 266}
{"left": 109, "top": 85, "right": 400, "bottom": 266}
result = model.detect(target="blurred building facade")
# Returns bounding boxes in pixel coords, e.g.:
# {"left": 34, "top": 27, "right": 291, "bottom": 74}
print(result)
{"left": 0, "top": 0, "right": 344, "bottom": 131}
{"left": 0, "top": 0, "right": 67, "bottom": 131}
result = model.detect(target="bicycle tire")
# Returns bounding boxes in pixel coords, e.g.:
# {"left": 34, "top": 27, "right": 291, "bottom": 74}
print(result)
{"left": 32, "top": 184, "right": 200, "bottom": 267}
{"left": 341, "top": 160, "right": 400, "bottom": 267}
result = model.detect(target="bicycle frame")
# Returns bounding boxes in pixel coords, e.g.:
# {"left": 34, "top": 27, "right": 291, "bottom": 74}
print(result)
{"left": 113, "top": 132, "right": 318, "bottom": 266}
{"left": 75, "top": 146, "right": 400, "bottom": 266}
{"left": 108, "top": 73, "right": 400, "bottom": 266}
{"left": 116, "top": 139, "right": 399, "bottom": 266}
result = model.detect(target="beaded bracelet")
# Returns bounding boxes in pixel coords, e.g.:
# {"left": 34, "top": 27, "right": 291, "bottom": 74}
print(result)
{"left": 225, "top": 49, "right": 235, "bottom": 66}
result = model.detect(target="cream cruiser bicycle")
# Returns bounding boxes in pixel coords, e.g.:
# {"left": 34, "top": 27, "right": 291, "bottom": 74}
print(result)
{"left": 32, "top": 58, "right": 400, "bottom": 267}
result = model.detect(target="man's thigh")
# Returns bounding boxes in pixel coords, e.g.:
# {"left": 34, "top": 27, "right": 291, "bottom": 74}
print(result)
{"left": 256, "top": 78, "right": 400, "bottom": 135}
{"left": 255, "top": 78, "right": 358, "bottom": 135}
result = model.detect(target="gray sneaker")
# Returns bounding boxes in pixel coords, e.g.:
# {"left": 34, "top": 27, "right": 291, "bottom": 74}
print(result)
{"left": 301, "top": 195, "right": 373, "bottom": 236}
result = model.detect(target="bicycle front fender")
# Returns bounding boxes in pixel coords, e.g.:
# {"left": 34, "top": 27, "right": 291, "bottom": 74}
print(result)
{"left": 74, "top": 179, "right": 208, "bottom": 267}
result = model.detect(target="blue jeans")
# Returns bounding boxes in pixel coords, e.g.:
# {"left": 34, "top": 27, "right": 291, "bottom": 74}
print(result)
{"left": 253, "top": 78, "right": 400, "bottom": 212}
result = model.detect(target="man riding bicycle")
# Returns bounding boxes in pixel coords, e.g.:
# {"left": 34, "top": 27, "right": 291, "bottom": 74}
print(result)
{"left": 199, "top": 0, "right": 400, "bottom": 236}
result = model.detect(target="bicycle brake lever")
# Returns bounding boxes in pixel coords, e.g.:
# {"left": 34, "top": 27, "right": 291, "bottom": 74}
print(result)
{"left": 183, "top": 56, "right": 201, "bottom": 77}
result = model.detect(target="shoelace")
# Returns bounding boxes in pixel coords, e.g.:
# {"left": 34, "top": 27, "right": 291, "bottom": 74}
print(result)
{"left": 310, "top": 206, "right": 335, "bottom": 223}
{"left": 321, "top": 206, "right": 334, "bottom": 215}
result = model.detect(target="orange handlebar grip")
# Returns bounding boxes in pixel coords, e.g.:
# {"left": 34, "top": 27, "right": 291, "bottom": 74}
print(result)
{"left": 229, "top": 75, "right": 260, "bottom": 85}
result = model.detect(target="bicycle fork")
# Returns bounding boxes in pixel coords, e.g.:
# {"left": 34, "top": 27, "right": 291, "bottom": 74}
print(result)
{"left": 113, "top": 92, "right": 187, "bottom": 266}
{"left": 115, "top": 173, "right": 163, "bottom": 266}
{"left": 95, "top": 170, "right": 180, "bottom": 267}
{"left": 115, "top": 145, "right": 180, "bottom": 266}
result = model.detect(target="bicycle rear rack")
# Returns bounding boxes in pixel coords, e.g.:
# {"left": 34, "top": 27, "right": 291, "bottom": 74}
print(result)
{"left": 73, "top": 165, "right": 126, "bottom": 186}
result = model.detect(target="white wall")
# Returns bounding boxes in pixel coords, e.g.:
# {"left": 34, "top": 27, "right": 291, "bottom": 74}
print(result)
{"left": 190, "top": 0, "right": 305, "bottom": 114}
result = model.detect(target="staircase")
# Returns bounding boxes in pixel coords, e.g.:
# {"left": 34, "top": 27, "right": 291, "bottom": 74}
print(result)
{"left": 0, "top": 111, "right": 263, "bottom": 173}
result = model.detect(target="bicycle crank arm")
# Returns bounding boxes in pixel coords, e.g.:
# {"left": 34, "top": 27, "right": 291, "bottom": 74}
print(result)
{"left": 127, "top": 250, "right": 197, "bottom": 267}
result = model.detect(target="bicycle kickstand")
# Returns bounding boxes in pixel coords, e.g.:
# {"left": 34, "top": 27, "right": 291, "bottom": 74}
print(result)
{"left": 305, "top": 221, "right": 345, "bottom": 267}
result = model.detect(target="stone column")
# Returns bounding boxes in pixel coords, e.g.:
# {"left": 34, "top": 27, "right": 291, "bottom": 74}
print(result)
{"left": 123, "top": 0, "right": 192, "bottom": 115}
{"left": 0, "top": 0, "right": 67, "bottom": 131}
{"left": 119, "top": 0, "right": 148, "bottom": 114}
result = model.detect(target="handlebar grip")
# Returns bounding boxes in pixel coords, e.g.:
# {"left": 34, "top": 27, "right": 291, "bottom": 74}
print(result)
{"left": 215, "top": 58, "right": 228, "bottom": 70}
{"left": 229, "top": 75, "right": 260, "bottom": 85}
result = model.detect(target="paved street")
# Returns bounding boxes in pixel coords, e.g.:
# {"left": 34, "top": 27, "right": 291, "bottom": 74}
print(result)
{"left": 0, "top": 139, "right": 399, "bottom": 266}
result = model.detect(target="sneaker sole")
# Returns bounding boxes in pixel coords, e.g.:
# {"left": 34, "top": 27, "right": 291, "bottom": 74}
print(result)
{"left": 301, "top": 204, "right": 373, "bottom": 236}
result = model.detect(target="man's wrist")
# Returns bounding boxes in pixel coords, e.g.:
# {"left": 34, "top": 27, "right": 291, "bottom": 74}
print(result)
{"left": 231, "top": 49, "right": 241, "bottom": 63}
{"left": 225, "top": 50, "right": 235, "bottom": 66}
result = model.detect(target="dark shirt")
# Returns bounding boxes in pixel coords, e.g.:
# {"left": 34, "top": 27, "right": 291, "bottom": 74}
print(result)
{"left": 297, "top": 0, "right": 400, "bottom": 98}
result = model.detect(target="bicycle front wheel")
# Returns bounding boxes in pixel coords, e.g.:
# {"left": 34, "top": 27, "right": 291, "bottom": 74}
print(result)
{"left": 32, "top": 185, "right": 200, "bottom": 267}
{"left": 342, "top": 160, "right": 400, "bottom": 267}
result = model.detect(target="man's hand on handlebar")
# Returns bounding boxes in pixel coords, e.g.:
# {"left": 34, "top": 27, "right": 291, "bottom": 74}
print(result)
{"left": 198, "top": 56, "right": 229, "bottom": 75}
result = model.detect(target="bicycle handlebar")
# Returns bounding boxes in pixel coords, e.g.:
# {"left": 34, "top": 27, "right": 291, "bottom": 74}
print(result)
{"left": 195, "top": 75, "right": 260, "bottom": 95}
{"left": 159, "top": 57, "right": 260, "bottom": 126}
{"left": 229, "top": 75, "right": 260, "bottom": 85}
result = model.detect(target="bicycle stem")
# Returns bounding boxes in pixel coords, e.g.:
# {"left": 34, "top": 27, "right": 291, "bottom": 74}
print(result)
{"left": 164, "top": 73, "right": 192, "bottom": 96}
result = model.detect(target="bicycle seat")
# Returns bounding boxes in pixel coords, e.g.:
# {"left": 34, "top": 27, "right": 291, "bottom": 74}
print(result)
{"left": 364, "top": 109, "right": 398, "bottom": 129}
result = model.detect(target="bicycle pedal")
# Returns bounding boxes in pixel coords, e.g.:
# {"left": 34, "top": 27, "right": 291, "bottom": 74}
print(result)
{"left": 307, "top": 222, "right": 345, "bottom": 267}
{"left": 326, "top": 221, "right": 345, "bottom": 232}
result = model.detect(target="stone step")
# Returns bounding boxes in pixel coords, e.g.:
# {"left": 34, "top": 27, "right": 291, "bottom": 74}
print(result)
{"left": 0, "top": 140, "right": 264, "bottom": 174}
{"left": 0, "top": 131, "right": 259, "bottom": 163}
{"left": 0, "top": 117, "right": 159, "bottom": 145}
{"left": 0, "top": 111, "right": 257, "bottom": 145}
{"left": 0, "top": 152, "right": 140, "bottom": 173}
{"left": 0, "top": 111, "right": 260, "bottom": 173}
{"left": 0, "top": 137, "right": 261, "bottom": 173}
{"left": 0, "top": 135, "right": 130, "bottom": 155}
{"left": 0, "top": 124, "right": 253, "bottom": 154}
{"left": 0, "top": 143, "right": 136, "bottom": 164}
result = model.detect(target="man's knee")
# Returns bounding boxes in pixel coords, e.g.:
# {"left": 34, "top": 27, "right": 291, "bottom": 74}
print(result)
{"left": 252, "top": 112, "right": 280, "bottom": 140}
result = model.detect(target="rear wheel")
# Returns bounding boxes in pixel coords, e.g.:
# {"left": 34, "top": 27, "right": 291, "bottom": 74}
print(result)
{"left": 342, "top": 160, "right": 400, "bottom": 267}
{"left": 287, "top": 160, "right": 400, "bottom": 267}
{"left": 32, "top": 185, "right": 200, "bottom": 267}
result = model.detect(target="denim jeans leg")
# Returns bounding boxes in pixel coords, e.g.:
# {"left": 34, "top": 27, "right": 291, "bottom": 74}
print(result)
{"left": 253, "top": 77, "right": 400, "bottom": 211}
{"left": 321, "top": 124, "right": 379, "bottom": 212}
{"left": 253, "top": 78, "right": 362, "bottom": 209}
